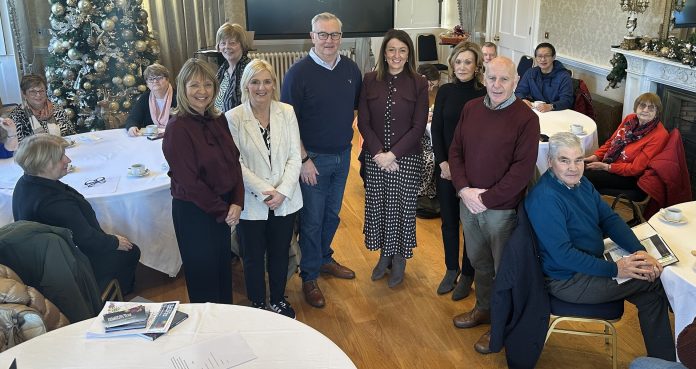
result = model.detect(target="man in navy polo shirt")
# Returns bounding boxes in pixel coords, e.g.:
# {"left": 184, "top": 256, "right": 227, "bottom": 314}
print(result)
{"left": 281, "top": 12, "right": 362, "bottom": 308}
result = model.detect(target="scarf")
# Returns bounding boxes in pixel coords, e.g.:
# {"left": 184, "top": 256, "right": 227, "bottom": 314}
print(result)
{"left": 603, "top": 114, "right": 660, "bottom": 164}
{"left": 148, "top": 84, "right": 174, "bottom": 128}
{"left": 27, "top": 99, "right": 54, "bottom": 121}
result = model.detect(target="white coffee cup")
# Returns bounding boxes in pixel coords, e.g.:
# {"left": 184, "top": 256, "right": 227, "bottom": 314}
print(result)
{"left": 662, "top": 207, "right": 683, "bottom": 222}
{"left": 533, "top": 101, "right": 545, "bottom": 109}
{"left": 128, "top": 163, "right": 147, "bottom": 176}
{"left": 570, "top": 124, "right": 584, "bottom": 134}
{"left": 144, "top": 125, "right": 158, "bottom": 135}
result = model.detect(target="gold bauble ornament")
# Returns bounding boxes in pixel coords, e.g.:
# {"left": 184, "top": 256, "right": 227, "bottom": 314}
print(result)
{"left": 83, "top": 81, "right": 92, "bottom": 90}
{"left": 122, "top": 100, "right": 132, "bottom": 109}
{"left": 53, "top": 89, "right": 62, "bottom": 97}
{"left": 101, "top": 19, "right": 115, "bottom": 32}
{"left": 123, "top": 74, "right": 136, "bottom": 87}
{"left": 77, "top": 0, "right": 93, "bottom": 13}
{"left": 94, "top": 60, "right": 107, "bottom": 73}
{"left": 660, "top": 47, "right": 670, "bottom": 57}
{"left": 134, "top": 40, "right": 147, "bottom": 52}
{"left": 64, "top": 108, "right": 76, "bottom": 120}
{"left": 137, "top": 84, "right": 147, "bottom": 92}
{"left": 66, "top": 0, "right": 77, "bottom": 6}
{"left": 109, "top": 101, "right": 120, "bottom": 112}
{"left": 51, "top": 3, "right": 65, "bottom": 16}
{"left": 104, "top": 4, "right": 113, "bottom": 12}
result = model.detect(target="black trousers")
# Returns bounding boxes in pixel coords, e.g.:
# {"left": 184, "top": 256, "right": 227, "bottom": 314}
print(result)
{"left": 89, "top": 244, "right": 141, "bottom": 296}
{"left": 238, "top": 210, "right": 297, "bottom": 304}
{"left": 172, "top": 197, "right": 233, "bottom": 304}
{"left": 584, "top": 169, "right": 644, "bottom": 194}
{"left": 435, "top": 172, "right": 474, "bottom": 276}
{"left": 547, "top": 273, "right": 675, "bottom": 361}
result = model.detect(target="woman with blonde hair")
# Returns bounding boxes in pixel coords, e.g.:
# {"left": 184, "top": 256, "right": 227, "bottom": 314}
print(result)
{"left": 125, "top": 63, "right": 177, "bottom": 136}
{"left": 226, "top": 59, "right": 302, "bottom": 318}
{"left": 214, "top": 23, "right": 252, "bottom": 112}
{"left": 162, "top": 58, "right": 244, "bottom": 304}
{"left": 431, "top": 41, "right": 487, "bottom": 299}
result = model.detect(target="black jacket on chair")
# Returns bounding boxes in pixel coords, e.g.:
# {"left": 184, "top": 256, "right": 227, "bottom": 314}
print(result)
{"left": 489, "top": 205, "right": 550, "bottom": 369}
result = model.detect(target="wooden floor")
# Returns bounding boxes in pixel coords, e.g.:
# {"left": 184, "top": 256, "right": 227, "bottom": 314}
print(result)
{"left": 130, "top": 132, "right": 670, "bottom": 369}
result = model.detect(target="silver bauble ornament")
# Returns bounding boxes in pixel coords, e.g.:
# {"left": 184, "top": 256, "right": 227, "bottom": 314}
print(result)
{"left": 134, "top": 40, "right": 147, "bottom": 52}
{"left": 123, "top": 74, "right": 136, "bottom": 87}
{"left": 137, "top": 84, "right": 147, "bottom": 92}
{"left": 101, "top": 19, "right": 115, "bottom": 32}
{"left": 115, "top": 0, "right": 127, "bottom": 8}
{"left": 94, "top": 60, "right": 107, "bottom": 73}
{"left": 77, "top": 0, "right": 93, "bottom": 13}
{"left": 62, "top": 69, "right": 76, "bottom": 80}
{"left": 83, "top": 81, "right": 92, "bottom": 90}
{"left": 104, "top": 4, "right": 113, "bottom": 12}
{"left": 51, "top": 3, "right": 65, "bottom": 16}
{"left": 112, "top": 76, "right": 123, "bottom": 85}
{"left": 67, "top": 48, "right": 82, "bottom": 60}
{"left": 64, "top": 108, "right": 76, "bottom": 120}
{"left": 122, "top": 29, "right": 134, "bottom": 41}
{"left": 66, "top": 0, "right": 77, "bottom": 6}
{"left": 57, "top": 99, "right": 67, "bottom": 107}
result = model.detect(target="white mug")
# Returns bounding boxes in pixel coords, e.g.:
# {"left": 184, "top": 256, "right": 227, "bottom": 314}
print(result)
{"left": 662, "top": 207, "right": 683, "bottom": 222}
{"left": 570, "top": 124, "right": 584, "bottom": 134}
{"left": 144, "top": 125, "right": 158, "bottom": 135}
{"left": 128, "top": 163, "right": 147, "bottom": 176}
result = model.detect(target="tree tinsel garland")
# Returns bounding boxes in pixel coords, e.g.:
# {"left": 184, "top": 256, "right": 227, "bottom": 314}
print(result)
{"left": 641, "top": 32, "right": 696, "bottom": 68}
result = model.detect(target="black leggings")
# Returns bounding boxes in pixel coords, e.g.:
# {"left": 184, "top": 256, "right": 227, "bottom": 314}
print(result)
{"left": 584, "top": 169, "right": 644, "bottom": 195}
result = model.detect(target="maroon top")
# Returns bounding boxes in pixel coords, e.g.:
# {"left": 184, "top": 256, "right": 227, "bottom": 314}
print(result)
{"left": 162, "top": 112, "right": 244, "bottom": 222}
{"left": 357, "top": 70, "right": 429, "bottom": 158}
{"left": 449, "top": 97, "right": 540, "bottom": 210}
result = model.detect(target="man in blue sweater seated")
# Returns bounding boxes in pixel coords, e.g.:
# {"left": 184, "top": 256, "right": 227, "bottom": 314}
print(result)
{"left": 525, "top": 132, "right": 675, "bottom": 361}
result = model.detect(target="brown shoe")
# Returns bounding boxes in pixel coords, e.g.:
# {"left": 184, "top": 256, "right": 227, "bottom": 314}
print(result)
{"left": 474, "top": 330, "right": 493, "bottom": 354}
{"left": 319, "top": 260, "right": 356, "bottom": 279}
{"left": 453, "top": 307, "right": 491, "bottom": 329}
{"left": 302, "top": 280, "right": 326, "bottom": 308}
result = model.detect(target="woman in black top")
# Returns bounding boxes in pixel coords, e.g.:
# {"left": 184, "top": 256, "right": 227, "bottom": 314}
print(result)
{"left": 431, "top": 41, "right": 487, "bottom": 299}
{"left": 213, "top": 23, "right": 251, "bottom": 113}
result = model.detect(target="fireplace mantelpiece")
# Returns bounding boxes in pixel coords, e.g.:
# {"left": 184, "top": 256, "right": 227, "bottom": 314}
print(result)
{"left": 611, "top": 48, "right": 696, "bottom": 118}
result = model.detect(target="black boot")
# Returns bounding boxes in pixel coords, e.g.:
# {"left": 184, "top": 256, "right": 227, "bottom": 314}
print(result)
{"left": 437, "top": 268, "right": 460, "bottom": 294}
{"left": 371, "top": 253, "right": 392, "bottom": 281}
{"left": 388, "top": 254, "right": 406, "bottom": 288}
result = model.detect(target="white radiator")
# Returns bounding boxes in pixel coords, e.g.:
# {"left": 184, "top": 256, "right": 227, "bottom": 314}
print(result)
{"left": 248, "top": 49, "right": 354, "bottom": 87}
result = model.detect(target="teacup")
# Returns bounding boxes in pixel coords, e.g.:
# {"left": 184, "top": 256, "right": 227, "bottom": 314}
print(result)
{"left": 144, "top": 125, "right": 158, "bottom": 136}
{"left": 128, "top": 163, "right": 147, "bottom": 176}
{"left": 533, "top": 101, "right": 545, "bottom": 109}
{"left": 570, "top": 124, "right": 584, "bottom": 134}
{"left": 662, "top": 207, "right": 683, "bottom": 222}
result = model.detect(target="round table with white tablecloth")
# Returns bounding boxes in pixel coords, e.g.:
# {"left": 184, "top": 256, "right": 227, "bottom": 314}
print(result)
{"left": 0, "top": 303, "right": 357, "bottom": 369}
{"left": 535, "top": 109, "right": 599, "bottom": 174}
{"left": 0, "top": 129, "right": 182, "bottom": 277}
{"left": 647, "top": 201, "right": 696, "bottom": 356}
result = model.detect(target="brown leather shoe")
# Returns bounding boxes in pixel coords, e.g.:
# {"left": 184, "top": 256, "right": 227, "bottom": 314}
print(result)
{"left": 453, "top": 307, "right": 491, "bottom": 329}
{"left": 302, "top": 280, "right": 326, "bottom": 308}
{"left": 319, "top": 260, "right": 356, "bottom": 279}
{"left": 474, "top": 330, "right": 493, "bottom": 354}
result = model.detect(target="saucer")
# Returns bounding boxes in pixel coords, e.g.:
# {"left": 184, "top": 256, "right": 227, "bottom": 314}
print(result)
{"left": 572, "top": 130, "right": 587, "bottom": 136}
{"left": 658, "top": 213, "right": 687, "bottom": 225}
{"left": 127, "top": 168, "right": 150, "bottom": 177}
{"left": 143, "top": 132, "right": 158, "bottom": 137}
{"left": 65, "top": 139, "right": 76, "bottom": 148}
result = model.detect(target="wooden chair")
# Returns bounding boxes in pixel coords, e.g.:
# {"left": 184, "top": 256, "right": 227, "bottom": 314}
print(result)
{"left": 100, "top": 279, "right": 123, "bottom": 303}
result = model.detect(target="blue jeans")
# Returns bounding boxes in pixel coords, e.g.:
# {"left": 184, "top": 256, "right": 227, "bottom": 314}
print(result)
{"left": 299, "top": 148, "right": 350, "bottom": 282}
{"left": 630, "top": 357, "right": 685, "bottom": 369}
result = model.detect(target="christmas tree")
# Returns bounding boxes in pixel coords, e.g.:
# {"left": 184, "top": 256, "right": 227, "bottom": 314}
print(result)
{"left": 46, "top": 0, "right": 160, "bottom": 131}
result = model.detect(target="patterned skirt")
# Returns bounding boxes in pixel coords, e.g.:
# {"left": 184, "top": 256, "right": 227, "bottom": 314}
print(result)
{"left": 363, "top": 151, "right": 424, "bottom": 258}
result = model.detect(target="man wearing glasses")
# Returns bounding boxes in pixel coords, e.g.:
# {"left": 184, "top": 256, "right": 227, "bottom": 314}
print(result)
{"left": 514, "top": 42, "right": 574, "bottom": 113}
{"left": 281, "top": 12, "right": 362, "bottom": 308}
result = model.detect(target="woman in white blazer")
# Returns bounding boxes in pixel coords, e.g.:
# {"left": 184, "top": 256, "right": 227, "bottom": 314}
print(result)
{"left": 226, "top": 59, "right": 302, "bottom": 319}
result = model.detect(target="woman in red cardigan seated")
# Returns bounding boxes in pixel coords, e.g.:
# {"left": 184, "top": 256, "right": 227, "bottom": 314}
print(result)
{"left": 583, "top": 92, "right": 669, "bottom": 194}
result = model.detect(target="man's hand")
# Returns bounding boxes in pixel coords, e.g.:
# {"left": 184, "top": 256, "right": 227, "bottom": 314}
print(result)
{"left": 536, "top": 103, "right": 553, "bottom": 113}
{"left": 634, "top": 251, "right": 663, "bottom": 282}
{"left": 616, "top": 253, "right": 656, "bottom": 280}
{"left": 301, "top": 159, "right": 319, "bottom": 186}
{"left": 439, "top": 161, "right": 451, "bottom": 180}
{"left": 458, "top": 187, "right": 487, "bottom": 214}
{"left": 114, "top": 234, "right": 134, "bottom": 251}
{"left": 225, "top": 204, "right": 242, "bottom": 227}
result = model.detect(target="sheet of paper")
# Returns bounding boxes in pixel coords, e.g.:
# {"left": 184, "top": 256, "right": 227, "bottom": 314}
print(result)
{"left": 166, "top": 332, "right": 257, "bottom": 369}
{"left": 63, "top": 175, "right": 120, "bottom": 195}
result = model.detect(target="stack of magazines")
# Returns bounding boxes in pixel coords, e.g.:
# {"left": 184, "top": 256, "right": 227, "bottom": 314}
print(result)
{"left": 86, "top": 300, "right": 188, "bottom": 341}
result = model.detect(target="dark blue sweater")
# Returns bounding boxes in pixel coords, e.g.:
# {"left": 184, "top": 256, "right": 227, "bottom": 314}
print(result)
{"left": 280, "top": 56, "right": 362, "bottom": 154}
{"left": 525, "top": 171, "right": 644, "bottom": 280}
{"left": 514, "top": 60, "right": 574, "bottom": 111}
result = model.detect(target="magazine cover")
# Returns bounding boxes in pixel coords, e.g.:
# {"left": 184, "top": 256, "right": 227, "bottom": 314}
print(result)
{"left": 86, "top": 301, "right": 179, "bottom": 338}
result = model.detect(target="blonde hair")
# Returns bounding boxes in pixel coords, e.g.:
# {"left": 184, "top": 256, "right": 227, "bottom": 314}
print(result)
{"left": 143, "top": 63, "right": 170, "bottom": 80}
{"left": 173, "top": 58, "right": 220, "bottom": 117}
{"left": 240, "top": 59, "right": 279, "bottom": 103}
{"left": 14, "top": 134, "right": 68, "bottom": 176}
{"left": 215, "top": 23, "right": 250, "bottom": 54}
{"left": 448, "top": 41, "right": 484, "bottom": 86}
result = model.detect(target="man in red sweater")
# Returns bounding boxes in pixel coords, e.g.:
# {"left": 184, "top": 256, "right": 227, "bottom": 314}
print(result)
{"left": 448, "top": 56, "right": 540, "bottom": 354}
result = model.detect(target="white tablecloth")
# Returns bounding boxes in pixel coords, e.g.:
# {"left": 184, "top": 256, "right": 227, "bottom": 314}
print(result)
{"left": 0, "top": 303, "right": 356, "bottom": 369}
{"left": 0, "top": 129, "right": 182, "bottom": 277}
{"left": 647, "top": 201, "right": 696, "bottom": 350}
{"left": 536, "top": 109, "right": 599, "bottom": 173}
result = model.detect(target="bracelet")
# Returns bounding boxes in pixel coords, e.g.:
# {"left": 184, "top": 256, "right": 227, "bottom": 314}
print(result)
{"left": 301, "top": 155, "right": 310, "bottom": 163}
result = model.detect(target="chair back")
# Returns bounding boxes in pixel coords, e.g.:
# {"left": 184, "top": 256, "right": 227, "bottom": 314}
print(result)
{"left": 572, "top": 78, "right": 596, "bottom": 120}
{"left": 517, "top": 55, "right": 534, "bottom": 77}
{"left": 417, "top": 34, "right": 439, "bottom": 62}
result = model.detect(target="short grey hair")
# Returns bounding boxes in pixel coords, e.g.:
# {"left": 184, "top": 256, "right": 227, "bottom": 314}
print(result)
{"left": 311, "top": 12, "right": 342, "bottom": 32}
{"left": 548, "top": 132, "right": 583, "bottom": 161}
{"left": 15, "top": 134, "right": 68, "bottom": 176}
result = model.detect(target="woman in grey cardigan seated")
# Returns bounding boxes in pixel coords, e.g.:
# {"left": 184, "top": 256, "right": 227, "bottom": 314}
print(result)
{"left": 12, "top": 134, "right": 141, "bottom": 294}
{"left": 125, "top": 63, "right": 177, "bottom": 136}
